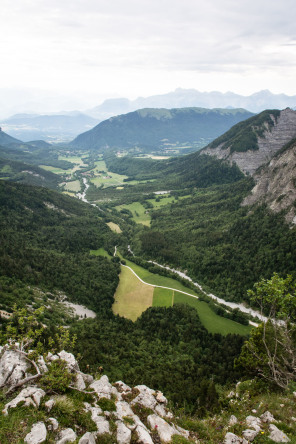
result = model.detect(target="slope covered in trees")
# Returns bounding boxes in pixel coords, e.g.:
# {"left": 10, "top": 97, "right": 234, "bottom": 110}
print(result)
{"left": 70, "top": 107, "right": 254, "bottom": 153}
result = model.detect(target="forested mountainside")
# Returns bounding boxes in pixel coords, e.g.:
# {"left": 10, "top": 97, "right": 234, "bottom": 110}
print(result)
{"left": 70, "top": 107, "right": 254, "bottom": 153}
{"left": 0, "top": 127, "right": 22, "bottom": 145}
{"left": 0, "top": 181, "right": 246, "bottom": 414}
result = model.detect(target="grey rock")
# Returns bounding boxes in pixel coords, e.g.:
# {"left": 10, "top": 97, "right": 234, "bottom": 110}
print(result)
{"left": 0, "top": 349, "right": 29, "bottom": 388}
{"left": 224, "top": 432, "right": 248, "bottom": 444}
{"left": 74, "top": 372, "right": 86, "bottom": 391}
{"left": 229, "top": 415, "right": 238, "bottom": 426}
{"left": 155, "top": 391, "right": 167, "bottom": 404}
{"left": 37, "top": 356, "right": 48, "bottom": 373}
{"left": 117, "top": 421, "right": 132, "bottom": 444}
{"left": 115, "top": 381, "right": 132, "bottom": 393}
{"left": 3, "top": 386, "right": 45, "bottom": 415}
{"left": 246, "top": 415, "right": 261, "bottom": 431}
{"left": 269, "top": 424, "right": 290, "bottom": 442}
{"left": 261, "top": 411, "right": 275, "bottom": 423}
{"left": 48, "top": 417, "right": 59, "bottom": 431}
{"left": 147, "top": 413, "right": 183, "bottom": 443}
{"left": 131, "top": 385, "right": 157, "bottom": 410}
{"left": 242, "top": 429, "right": 259, "bottom": 441}
{"left": 93, "top": 415, "right": 110, "bottom": 435}
{"left": 135, "top": 425, "right": 154, "bottom": 444}
{"left": 45, "top": 398, "right": 55, "bottom": 412}
{"left": 56, "top": 428, "right": 77, "bottom": 444}
{"left": 90, "top": 375, "right": 113, "bottom": 399}
{"left": 78, "top": 432, "right": 96, "bottom": 444}
{"left": 24, "top": 422, "right": 47, "bottom": 444}
{"left": 57, "top": 350, "right": 79, "bottom": 371}
{"left": 116, "top": 401, "right": 134, "bottom": 419}
{"left": 80, "top": 372, "right": 94, "bottom": 385}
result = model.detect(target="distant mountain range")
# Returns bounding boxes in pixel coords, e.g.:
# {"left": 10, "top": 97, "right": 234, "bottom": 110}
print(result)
{"left": 0, "top": 113, "right": 99, "bottom": 142}
{"left": 70, "top": 107, "right": 254, "bottom": 153}
{"left": 86, "top": 89, "right": 296, "bottom": 120}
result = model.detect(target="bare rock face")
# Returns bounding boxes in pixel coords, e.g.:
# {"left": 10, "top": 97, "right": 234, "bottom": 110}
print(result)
{"left": 224, "top": 432, "right": 248, "bottom": 443}
{"left": 3, "top": 386, "right": 45, "bottom": 415}
{"left": 78, "top": 432, "right": 96, "bottom": 444}
{"left": 90, "top": 375, "right": 113, "bottom": 399}
{"left": 131, "top": 385, "right": 158, "bottom": 410}
{"left": 116, "top": 421, "right": 132, "bottom": 444}
{"left": 56, "top": 428, "right": 77, "bottom": 444}
{"left": 242, "top": 140, "right": 296, "bottom": 223}
{"left": 269, "top": 424, "right": 291, "bottom": 443}
{"left": 24, "top": 422, "right": 47, "bottom": 444}
{"left": 203, "top": 108, "right": 296, "bottom": 175}
{"left": 0, "top": 349, "right": 30, "bottom": 388}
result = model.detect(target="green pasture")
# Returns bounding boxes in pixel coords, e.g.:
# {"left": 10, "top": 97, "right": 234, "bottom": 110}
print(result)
{"left": 115, "top": 202, "right": 151, "bottom": 226}
{"left": 90, "top": 248, "right": 112, "bottom": 259}
{"left": 153, "top": 287, "right": 174, "bottom": 307}
{"left": 39, "top": 165, "right": 69, "bottom": 174}
{"left": 174, "top": 292, "right": 251, "bottom": 335}
{"left": 64, "top": 180, "right": 81, "bottom": 192}
{"left": 121, "top": 257, "right": 251, "bottom": 335}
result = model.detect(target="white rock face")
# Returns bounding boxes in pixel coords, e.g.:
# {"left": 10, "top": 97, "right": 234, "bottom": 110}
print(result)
{"left": 242, "top": 429, "right": 259, "bottom": 441}
{"left": 78, "top": 432, "right": 96, "bottom": 444}
{"left": 90, "top": 375, "right": 113, "bottom": 399}
{"left": 224, "top": 432, "right": 248, "bottom": 444}
{"left": 260, "top": 411, "right": 275, "bottom": 423}
{"left": 57, "top": 350, "right": 79, "bottom": 371}
{"left": 131, "top": 385, "right": 157, "bottom": 410}
{"left": 135, "top": 425, "right": 154, "bottom": 444}
{"left": 115, "top": 381, "right": 132, "bottom": 393}
{"left": 155, "top": 391, "right": 167, "bottom": 404}
{"left": 245, "top": 415, "right": 261, "bottom": 431}
{"left": 116, "top": 401, "right": 134, "bottom": 419}
{"left": 0, "top": 349, "right": 29, "bottom": 387}
{"left": 229, "top": 415, "right": 238, "bottom": 426}
{"left": 147, "top": 413, "right": 182, "bottom": 443}
{"left": 24, "top": 422, "right": 47, "bottom": 444}
{"left": 75, "top": 372, "right": 86, "bottom": 391}
{"left": 3, "top": 386, "right": 45, "bottom": 415}
{"left": 37, "top": 356, "right": 48, "bottom": 373}
{"left": 92, "top": 415, "right": 110, "bottom": 435}
{"left": 45, "top": 398, "right": 55, "bottom": 412}
{"left": 117, "top": 421, "right": 132, "bottom": 444}
{"left": 48, "top": 417, "right": 59, "bottom": 431}
{"left": 269, "top": 424, "right": 290, "bottom": 443}
{"left": 56, "top": 428, "right": 77, "bottom": 444}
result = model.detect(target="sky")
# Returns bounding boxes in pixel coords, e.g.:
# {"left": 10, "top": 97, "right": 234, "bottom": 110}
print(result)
{"left": 1, "top": 0, "right": 296, "bottom": 113}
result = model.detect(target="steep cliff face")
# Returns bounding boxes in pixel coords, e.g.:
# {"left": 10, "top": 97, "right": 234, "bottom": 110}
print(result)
{"left": 242, "top": 140, "right": 296, "bottom": 223}
{"left": 203, "top": 108, "right": 296, "bottom": 175}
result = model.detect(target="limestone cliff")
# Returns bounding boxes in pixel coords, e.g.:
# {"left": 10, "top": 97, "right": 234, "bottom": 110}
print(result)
{"left": 242, "top": 139, "right": 296, "bottom": 223}
{"left": 202, "top": 108, "right": 296, "bottom": 175}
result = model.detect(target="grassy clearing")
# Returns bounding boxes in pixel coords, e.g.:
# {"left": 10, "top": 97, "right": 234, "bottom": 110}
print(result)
{"left": 64, "top": 180, "right": 81, "bottom": 192}
{"left": 174, "top": 292, "right": 251, "bottom": 335}
{"left": 148, "top": 194, "right": 190, "bottom": 208}
{"left": 107, "top": 222, "right": 122, "bottom": 233}
{"left": 124, "top": 258, "right": 198, "bottom": 295}
{"left": 122, "top": 258, "right": 251, "bottom": 335}
{"left": 90, "top": 248, "right": 112, "bottom": 259}
{"left": 113, "top": 265, "right": 154, "bottom": 321}
{"left": 39, "top": 165, "right": 69, "bottom": 174}
{"left": 115, "top": 202, "right": 151, "bottom": 226}
{"left": 153, "top": 287, "right": 173, "bottom": 307}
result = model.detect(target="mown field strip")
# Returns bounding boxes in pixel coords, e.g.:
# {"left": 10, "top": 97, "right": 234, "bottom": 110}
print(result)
{"left": 122, "top": 265, "right": 199, "bottom": 299}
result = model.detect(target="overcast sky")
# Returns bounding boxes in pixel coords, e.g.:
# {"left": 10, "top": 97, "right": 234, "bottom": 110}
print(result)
{"left": 1, "top": 0, "right": 296, "bottom": 112}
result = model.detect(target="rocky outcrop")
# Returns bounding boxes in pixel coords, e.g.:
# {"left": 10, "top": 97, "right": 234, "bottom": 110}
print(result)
{"left": 0, "top": 346, "right": 189, "bottom": 443}
{"left": 242, "top": 140, "right": 296, "bottom": 223}
{"left": 203, "top": 108, "right": 296, "bottom": 175}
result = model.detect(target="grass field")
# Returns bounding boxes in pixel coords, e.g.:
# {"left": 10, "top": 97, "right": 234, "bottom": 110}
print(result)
{"left": 39, "top": 165, "right": 69, "bottom": 174}
{"left": 148, "top": 195, "right": 190, "bottom": 208}
{"left": 90, "top": 248, "right": 112, "bottom": 259}
{"left": 153, "top": 287, "right": 174, "bottom": 308}
{"left": 119, "top": 257, "right": 251, "bottom": 335}
{"left": 107, "top": 222, "right": 122, "bottom": 233}
{"left": 115, "top": 202, "right": 151, "bottom": 226}
{"left": 113, "top": 266, "right": 154, "bottom": 321}
{"left": 64, "top": 180, "right": 81, "bottom": 192}
{"left": 174, "top": 292, "right": 251, "bottom": 335}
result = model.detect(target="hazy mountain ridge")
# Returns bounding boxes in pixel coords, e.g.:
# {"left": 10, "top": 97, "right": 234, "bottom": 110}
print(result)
{"left": 87, "top": 88, "right": 296, "bottom": 119}
{"left": 0, "top": 113, "right": 99, "bottom": 142}
{"left": 70, "top": 107, "right": 254, "bottom": 153}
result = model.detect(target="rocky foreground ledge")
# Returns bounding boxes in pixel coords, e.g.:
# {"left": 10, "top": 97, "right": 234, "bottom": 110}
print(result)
{"left": 0, "top": 346, "right": 292, "bottom": 443}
